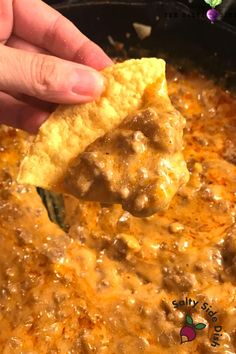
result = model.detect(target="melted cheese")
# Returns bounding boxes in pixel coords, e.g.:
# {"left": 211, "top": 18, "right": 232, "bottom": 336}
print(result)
{"left": 0, "top": 65, "right": 236, "bottom": 353}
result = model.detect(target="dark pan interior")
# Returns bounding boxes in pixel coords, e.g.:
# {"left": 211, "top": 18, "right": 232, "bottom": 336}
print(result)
{"left": 39, "top": 0, "right": 236, "bottom": 229}
{"left": 55, "top": 1, "right": 236, "bottom": 88}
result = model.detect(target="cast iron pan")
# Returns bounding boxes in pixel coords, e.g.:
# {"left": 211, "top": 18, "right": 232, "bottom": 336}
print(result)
{"left": 54, "top": 1, "right": 236, "bottom": 86}
{"left": 39, "top": 0, "right": 236, "bottom": 229}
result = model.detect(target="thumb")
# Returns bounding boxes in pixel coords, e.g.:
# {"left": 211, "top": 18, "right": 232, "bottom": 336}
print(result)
{"left": 0, "top": 45, "right": 105, "bottom": 104}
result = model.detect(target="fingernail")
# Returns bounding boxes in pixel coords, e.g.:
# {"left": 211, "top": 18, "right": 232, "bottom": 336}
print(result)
{"left": 72, "top": 69, "right": 104, "bottom": 97}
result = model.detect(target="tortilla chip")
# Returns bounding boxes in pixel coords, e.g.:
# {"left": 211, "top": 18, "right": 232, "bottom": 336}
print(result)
{"left": 63, "top": 96, "right": 189, "bottom": 217}
{"left": 18, "top": 58, "right": 167, "bottom": 191}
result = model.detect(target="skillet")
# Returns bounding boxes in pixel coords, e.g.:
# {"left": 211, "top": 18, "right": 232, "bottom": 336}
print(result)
{"left": 53, "top": 0, "right": 236, "bottom": 88}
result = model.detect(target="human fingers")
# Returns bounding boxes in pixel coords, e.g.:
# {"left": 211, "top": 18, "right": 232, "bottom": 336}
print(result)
{"left": 7, "top": 34, "right": 48, "bottom": 54}
{"left": 13, "top": 0, "right": 113, "bottom": 70}
{"left": 0, "top": 45, "right": 104, "bottom": 104}
{"left": 0, "top": 91, "right": 49, "bottom": 133}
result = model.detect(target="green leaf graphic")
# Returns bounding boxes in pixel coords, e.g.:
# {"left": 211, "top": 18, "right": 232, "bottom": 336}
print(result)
{"left": 186, "top": 314, "right": 193, "bottom": 325}
{"left": 195, "top": 323, "right": 206, "bottom": 330}
{"left": 204, "top": 0, "right": 222, "bottom": 8}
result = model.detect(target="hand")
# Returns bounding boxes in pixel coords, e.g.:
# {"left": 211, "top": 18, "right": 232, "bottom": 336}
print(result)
{"left": 0, "top": 0, "right": 112, "bottom": 133}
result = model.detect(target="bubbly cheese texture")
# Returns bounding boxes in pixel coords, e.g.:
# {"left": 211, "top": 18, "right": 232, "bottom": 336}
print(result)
{"left": 1, "top": 65, "right": 236, "bottom": 353}
{"left": 18, "top": 58, "right": 168, "bottom": 191}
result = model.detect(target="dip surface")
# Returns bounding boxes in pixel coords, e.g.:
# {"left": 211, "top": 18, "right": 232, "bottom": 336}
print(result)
{"left": 0, "top": 64, "right": 236, "bottom": 353}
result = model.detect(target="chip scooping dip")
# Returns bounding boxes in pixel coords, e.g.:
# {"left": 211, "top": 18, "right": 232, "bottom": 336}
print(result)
{"left": 64, "top": 90, "right": 189, "bottom": 217}
{"left": 18, "top": 58, "right": 189, "bottom": 216}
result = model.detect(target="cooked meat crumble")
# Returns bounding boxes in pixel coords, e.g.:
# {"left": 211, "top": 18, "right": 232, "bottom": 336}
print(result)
{"left": 64, "top": 99, "right": 189, "bottom": 217}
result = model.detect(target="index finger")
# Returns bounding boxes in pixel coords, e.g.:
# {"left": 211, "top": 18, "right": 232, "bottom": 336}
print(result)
{"left": 13, "top": 0, "right": 113, "bottom": 70}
